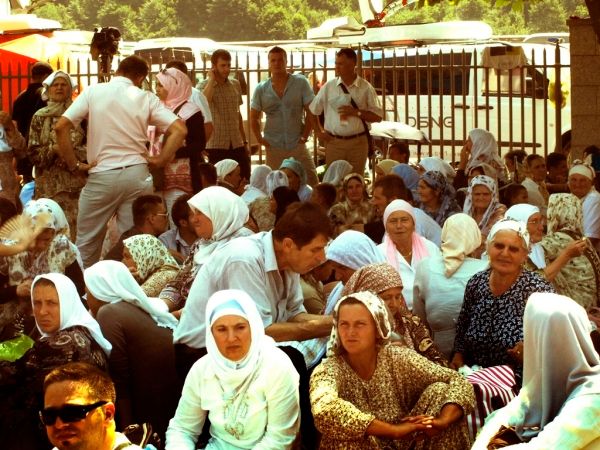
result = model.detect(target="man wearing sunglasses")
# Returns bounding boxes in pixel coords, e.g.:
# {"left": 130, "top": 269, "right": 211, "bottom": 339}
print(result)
{"left": 41, "top": 362, "right": 142, "bottom": 450}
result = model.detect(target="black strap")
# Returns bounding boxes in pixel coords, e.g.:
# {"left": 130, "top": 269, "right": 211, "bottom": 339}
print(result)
{"left": 173, "top": 101, "right": 186, "bottom": 116}
{"left": 114, "top": 444, "right": 133, "bottom": 450}
{"left": 339, "top": 83, "right": 373, "bottom": 154}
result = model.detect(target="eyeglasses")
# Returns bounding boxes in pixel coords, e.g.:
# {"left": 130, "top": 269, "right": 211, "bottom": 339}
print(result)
{"left": 154, "top": 212, "right": 169, "bottom": 218}
{"left": 39, "top": 401, "right": 108, "bottom": 426}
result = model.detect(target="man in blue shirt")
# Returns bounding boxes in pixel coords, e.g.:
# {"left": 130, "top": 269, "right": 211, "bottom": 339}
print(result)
{"left": 250, "top": 46, "right": 318, "bottom": 186}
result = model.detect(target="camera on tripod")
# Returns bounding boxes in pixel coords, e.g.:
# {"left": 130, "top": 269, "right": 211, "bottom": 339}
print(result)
{"left": 90, "top": 27, "right": 121, "bottom": 61}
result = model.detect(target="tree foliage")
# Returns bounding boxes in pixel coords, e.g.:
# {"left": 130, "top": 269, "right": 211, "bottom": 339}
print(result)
{"left": 27, "top": 0, "right": 587, "bottom": 40}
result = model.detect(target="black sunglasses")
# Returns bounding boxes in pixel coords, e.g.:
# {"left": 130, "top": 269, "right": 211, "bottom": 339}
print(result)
{"left": 39, "top": 401, "right": 108, "bottom": 426}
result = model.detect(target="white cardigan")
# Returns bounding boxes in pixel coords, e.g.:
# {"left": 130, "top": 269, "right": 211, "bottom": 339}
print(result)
{"left": 166, "top": 347, "right": 300, "bottom": 450}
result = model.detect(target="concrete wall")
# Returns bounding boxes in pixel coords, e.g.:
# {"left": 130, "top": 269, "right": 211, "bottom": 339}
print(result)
{"left": 569, "top": 17, "right": 600, "bottom": 161}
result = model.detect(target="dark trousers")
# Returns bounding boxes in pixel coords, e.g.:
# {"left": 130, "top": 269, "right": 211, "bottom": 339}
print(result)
{"left": 279, "top": 346, "right": 318, "bottom": 450}
{"left": 174, "top": 343, "right": 208, "bottom": 387}
{"left": 207, "top": 145, "right": 251, "bottom": 180}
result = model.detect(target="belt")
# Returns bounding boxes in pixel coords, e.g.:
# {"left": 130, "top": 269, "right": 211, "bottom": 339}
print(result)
{"left": 328, "top": 131, "right": 367, "bottom": 140}
{"left": 105, "top": 163, "right": 145, "bottom": 171}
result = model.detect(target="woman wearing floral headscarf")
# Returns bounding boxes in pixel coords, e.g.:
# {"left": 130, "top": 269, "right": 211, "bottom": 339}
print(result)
{"left": 155, "top": 67, "right": 205, "bottom": 212}
{"left": 329, "top": 173, "right": 375, "bottom": 236}
{"left": 342, "top": 263, "right": 448, "bottom": 367}
{"left": 540, "top": 194, "right": 600, "bottom": 309}
{"left": 0, "top": 199, "right": 83, "bottom": 339}
{"left": 463, "top": 175, "right": 506, "bottom": 256}
{"left": 413, "top": 214, "right": 488, "bottom": 358}
{"left": 167, "top": 289, "right": 300, "bottom": 449}
{"left": 27, "top": 71, "right": 87, "bottom": 240}
{"left": 454, "top": 129, "right": 507, "bottom": 190}
{"left": 417, "top": 171, "right": 460, "bottom": 227}
{"left": 452, "top": 220, "right": 554, "bottom": 375}
{"left": 310, "top": 291, "right": 474, "bottom": 450}
{"left": 122, "top": 234, "right": 180, "bottom": 297}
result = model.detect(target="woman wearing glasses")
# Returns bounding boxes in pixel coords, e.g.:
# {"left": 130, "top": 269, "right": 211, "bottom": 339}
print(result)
{"left": 505, "top": 203, "right": 588, "bottom": 282}
{"left": 0, "top": 273, "right": 111, "bottom": 449}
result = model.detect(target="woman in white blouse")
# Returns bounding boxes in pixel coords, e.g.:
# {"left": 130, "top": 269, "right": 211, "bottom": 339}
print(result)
{"left": 166, "top": 289, "right": 300, "bottom": 450}
{"left": 377, "top": 199, "right": 441, "bottom": 310}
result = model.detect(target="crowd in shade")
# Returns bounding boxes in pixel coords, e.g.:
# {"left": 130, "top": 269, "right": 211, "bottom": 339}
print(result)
{"left": 0, "top": 49, "right": 598, "bottom": 450}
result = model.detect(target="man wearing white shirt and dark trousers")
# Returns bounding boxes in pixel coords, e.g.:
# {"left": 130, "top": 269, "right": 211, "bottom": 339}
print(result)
{"left": 55, "top": 56, "right": 187, "bottom": 268}
{"left": 309, "top": 48, "right": 383, "bottom": 175}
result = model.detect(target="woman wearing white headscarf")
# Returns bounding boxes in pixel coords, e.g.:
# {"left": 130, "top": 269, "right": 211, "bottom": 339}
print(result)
{"left": 27, "top": 71, "right": 87, "bottom": 241}
{"left": 463, "top": 175, "right": 506, "bottom": 256}
{"left": 84, "top": 260, "right": 180, "bottom": 437}
{"left": 505, "top": 202, "right": 588, "bottom": 282}
{"left": 465, "top": 129, "right": 507, "bottom": 183}
{"left": 413, "top": 214, "right": 488, "bottom": 358}
{"left": 452, "top": 220, "right": 554, "bottom": 375}
{"left": 0, "top": 273, "right": 110, "bottom": 449}
{"left": 418, "top": 156, "right": 456, "bottom": 182}
{"left": 310, "top": 291, "right": 474, "bottom": 450}
{"left": 378, "top": 199, "right": 441, "bottom": 310}
{"left": 159, "top": 186, "right": 252, "bottom": 314}
{"left": 241, "top": 165, "right": 272, "bottom": 204}
{"left": 473, "top": 293, "right": 600, "bottom": 449}
{"left": 322, "top": 160, "right": 353, "bottom": 187}
{"left": 166, "top": 289, "right": 300, "bottom": 450}
{"left": 215, "top": 159, "right": 243, "bottom": 194}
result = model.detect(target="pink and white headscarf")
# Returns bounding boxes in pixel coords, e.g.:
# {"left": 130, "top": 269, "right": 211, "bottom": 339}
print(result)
{"left": 156, "top": 67, "right": 200, "bottom": 121}
{"left": 382, "top": 199, "right": 430, "bottom": 268}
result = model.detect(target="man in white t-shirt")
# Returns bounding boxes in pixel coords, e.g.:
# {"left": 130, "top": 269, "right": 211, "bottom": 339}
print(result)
{"left": 55, "top": 55, "right": 187, "bottom": 267}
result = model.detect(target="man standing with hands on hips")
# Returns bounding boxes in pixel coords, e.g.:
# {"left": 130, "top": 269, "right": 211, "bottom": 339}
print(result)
{"left": 309, "top": 47, "right": 383, "bottom": 175}
{"left": 250, "top": 46, "right": 318, "bottom": 186}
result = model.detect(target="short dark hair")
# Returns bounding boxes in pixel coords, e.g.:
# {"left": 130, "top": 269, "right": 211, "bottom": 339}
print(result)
{"left": 211, "top": 49, "right": 232, "bottom": 66}
{"left": 117, "top": 55, "right": 149, "bottom": 79}
{"left": 198, "top": 163, "right": 218, "bottom": 189}
{"left": 336, "top": 48, "right": 357, "bottom": 63}
{"left": 504, "top": 149, "right": 528, "bottom": 164}
{"left": 500, "top": 183, "right": 528, "bottom": 208}
{"left": 31, "top": 62, "right": 53, "bottom": 80}
{"left": 388, "top": 142, "right": 410, "bottom": 160}
{"left": 44, "top": 362, "right": 116, "bottom": 403}
{"left": 272, "top": 186, "right": 300, "bottom": 224}
{"left": 313, "top": 183, "right": 337, "bottom": 210}
{"left": 524, "top": 153, "right": 544, "bottom": 167}
{"left": 132, "top": 195, "right": 163, "bottom": 227}
{"left": 273, "top": 202, "right": 333, "bottom": 247}
{"left": 268, "top": 46, "right": 287, "bottom": 60}
{"left": 546, "top": 151, "right": 567, "bottom": 168}
{"left": 0, "top": 198, "right": 18, "bottom": 225}
{"left": 165, "top": 60, "right": 188, "bottom": 76}
{"left": 373, "top": 175, "right": 409, "bottom": 202}
{"left": 171, "top": 194, "right": 192, "bottom": 227}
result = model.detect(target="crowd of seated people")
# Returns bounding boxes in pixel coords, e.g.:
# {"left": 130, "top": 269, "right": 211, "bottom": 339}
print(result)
{"left": 0, "top": 52, "right": 599, "bottom": 450}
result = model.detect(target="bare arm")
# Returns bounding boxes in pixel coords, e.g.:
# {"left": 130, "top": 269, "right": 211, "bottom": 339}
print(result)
{"left": 202, "top": 71, "right": 217, "bottom": 103}
{"left": 55, "top": 116, "right": 78, "bottom": 170}
{"left": 238, "top": 112, "right": 247, "bottom": 143}
{"left": 302, "top": 105, "right": 315, "bottom": 141}
{"left": 146, "top": 119, "right": 187, "bottom": 168}
{"left": 264, "top": 312, "right": 332, "bottom": 342}
{"left": 203, "top": 122, "right": 213, "bottom": 142}
{"left": 544, "top": 239, "right": 588, "bottom": 282}
{"left": 250, "top": 108, "right": 268, "bottom": 147}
